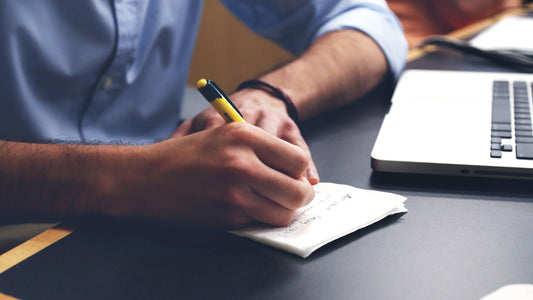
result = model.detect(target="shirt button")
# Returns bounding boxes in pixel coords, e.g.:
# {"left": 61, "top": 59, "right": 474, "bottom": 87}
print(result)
{"left": 102, "top": 77, "right": 113, "bottom": 90}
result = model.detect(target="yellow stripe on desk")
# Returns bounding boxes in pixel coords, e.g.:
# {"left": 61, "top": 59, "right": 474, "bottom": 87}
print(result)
{"left": 0, "top": 292, "right": 21, "bottom": 300}
{"left": 0, "top": 225, "right": 73, "bottom": 274}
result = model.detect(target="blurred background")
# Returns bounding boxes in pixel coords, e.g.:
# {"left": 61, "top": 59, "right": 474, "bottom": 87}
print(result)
{"left": 187, "top": 0, "right": 293, "bottom": 92}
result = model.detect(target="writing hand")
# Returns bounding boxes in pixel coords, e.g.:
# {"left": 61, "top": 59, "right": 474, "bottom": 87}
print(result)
{"left": 115, "top": 123, "right": 315, "bottom": 228}
{"left": 173, "top": 89, "right": 320, "bottom": 185}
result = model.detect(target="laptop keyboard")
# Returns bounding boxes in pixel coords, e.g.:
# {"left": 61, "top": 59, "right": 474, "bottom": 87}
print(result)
{"left": 491, "top": 80, "right": 533, "bottom": 159}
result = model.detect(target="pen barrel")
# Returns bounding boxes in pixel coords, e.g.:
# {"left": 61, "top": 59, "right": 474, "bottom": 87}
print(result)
{"left": 210, "top": 98, "right": 246, "bottom": 123}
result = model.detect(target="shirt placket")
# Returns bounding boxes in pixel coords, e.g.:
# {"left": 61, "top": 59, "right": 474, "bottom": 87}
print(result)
{"left": 80, "top": 0, "right": 142, "bottom": 140}
{"left": 99, "top": 0, "right": 141, "bottom": 91}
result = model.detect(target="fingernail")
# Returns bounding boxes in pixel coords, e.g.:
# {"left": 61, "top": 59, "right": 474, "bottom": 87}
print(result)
{"left": 307, "top": 169, "right": 320, "bottom": 185}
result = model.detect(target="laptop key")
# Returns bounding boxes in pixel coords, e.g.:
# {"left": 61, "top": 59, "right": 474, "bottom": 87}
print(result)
{"left": 493, "top": 95, "right": 509, "bottom": 101}
{"left": 501, "top": 144, "right": 513, "bottom": 151}
{"left": 516, "top": 137, "right": 533, "bottom": 143}
{"left": 515, "top": 124, "right": 533, "bottom": 131}
{"left": 516, "top": 143, "right": 533, "bottom": 159}
{"left": 514, "top": 113, "right": 531, "bottom": 120}
{"left": 514, "top": 102, "right": 530, "bottom": 109}
{"left": 515, "top": 130, "right": 533, "bottom": 137}
{"left": 491, "top": 131, "right": 512, "bottom": 138}
{"left": 491, "top": 150, "right": 502, "bottom": 158}
{"left": 515, "top": 119, "right": 532, "bottom": 125}
{"left": 491, "top": 123, "right": 512, "bottom": 131}
{"left": 514, "top": 107, "right": 531, "bottom": 113}
{"left": 514, "top": 96, "right": 530, "bottom": 103}
{"left": 492, "top": 100, "right": 512, "bottom": 124}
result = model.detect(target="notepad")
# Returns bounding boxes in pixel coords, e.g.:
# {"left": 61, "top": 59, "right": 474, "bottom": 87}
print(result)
{"left": 231, "top": 182, "right": 407, "bottom": 258}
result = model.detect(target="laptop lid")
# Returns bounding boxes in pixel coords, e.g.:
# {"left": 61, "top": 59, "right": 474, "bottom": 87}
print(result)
{"left": 371, "top": 69, "right": 533, "bottom": 180}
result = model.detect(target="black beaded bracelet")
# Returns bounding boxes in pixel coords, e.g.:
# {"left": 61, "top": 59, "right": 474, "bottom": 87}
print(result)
{"left": 236, "top": 79, "right": 300, "bottom": 126}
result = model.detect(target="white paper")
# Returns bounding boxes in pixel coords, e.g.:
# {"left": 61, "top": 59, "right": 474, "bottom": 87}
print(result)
{"left": 470, "top": 16, "right": 533, "bottom": 52}
{"left": 231, "top": 182, "right": 407, "bottom": 258}
{"left": 481, "top": 284, "right": 533, "bottom": 300}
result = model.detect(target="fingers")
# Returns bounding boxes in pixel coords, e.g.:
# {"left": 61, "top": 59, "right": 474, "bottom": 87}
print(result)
{"left": 172, "top": 119, "right": 193, "bottom": 138}
{"left": 203, "top": 165, "right": 313, "bottom": 227}
{"left": 233, "top": 177, "right": 313, "bottom": 226}
{"left": 230, "top": 124, "right": 315, "bottom": 212}
{"left": 239, "top": 188, "right": 298, "bottom": 226}
{"left": 306, "top": 163, "right": 320, "bottom": 185}
{"left": 249, "top": 170, "right": 314, "bottom": 211}
{"left": 255, "top": 113, "right": 320, "bottom": 184}
{"left": 243, "top": 125, "right": 310, "bottom": 179}
{"left": 210, "top": 124, "right": 314, "bottom": 222}
{"left": 169, "top": 92, "right": 321, "bottom": 227}
{"left": 199, "top": 112, "right": 225, "bottom": 131}
{"left": 174, "top": 108, "right": 226, "bottom": 137}
{"left": 273, "top": 119, "right": 319, "bottom": 184}
{"left": 163, "top": 123, "right": 317, "bottom": 228}
{"left": 175, "top": 112, "right": 317, "bottom": 188}
{"left": 280, "top": 126, "right": 320, "bottom": 185}
{"left": 174, "top": 95, "right": 318, "bottom": 184}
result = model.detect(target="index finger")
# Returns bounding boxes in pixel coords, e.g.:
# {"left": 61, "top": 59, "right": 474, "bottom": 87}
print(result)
{"left": 279, "top": 124, "right": 320, "bottom": 185}
{"left": 236, "top": 124, "right": 310, "bottom": 179}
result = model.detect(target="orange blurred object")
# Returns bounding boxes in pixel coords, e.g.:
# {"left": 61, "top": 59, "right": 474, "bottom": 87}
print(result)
{"left": 388, "top": 0, "right": 522, "bottom": 47}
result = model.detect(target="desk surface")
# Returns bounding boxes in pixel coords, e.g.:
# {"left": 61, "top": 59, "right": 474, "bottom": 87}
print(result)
{"left": 2, "top": 10, "right": 533, "bottom": 300}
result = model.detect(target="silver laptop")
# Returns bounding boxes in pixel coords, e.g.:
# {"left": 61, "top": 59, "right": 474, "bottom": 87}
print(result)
{"left": 371, "top": 69, "right": 533, "bottom": 179}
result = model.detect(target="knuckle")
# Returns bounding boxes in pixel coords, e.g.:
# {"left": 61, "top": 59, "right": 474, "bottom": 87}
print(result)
{"left": 290, "top": 182, "right": 315, "bottom": 208}
{"left": 286, "top": 186, "right": 310, "bottom": 209}
{"left": 293, "top": 147, "right": 311, "bottom": 172}
{"left": 232, "top": 123, "right": 256, "bottom": 145}
{"left": 282, "top": 119, "right": 299, "bottom": 131}
{"left": 255, "top": 108, "right": 269, "bottom": 120}
{"left": 220, "top": 154, "right": 256, "bottom": 179}
{"left": 237, "top": 107, "right": 255, "bottom": 119}
{"left": 223, "top": 187, "right": 246, "bottom": 209}
{"left": 226, "top": 122, "right": 255, "bottom": 141}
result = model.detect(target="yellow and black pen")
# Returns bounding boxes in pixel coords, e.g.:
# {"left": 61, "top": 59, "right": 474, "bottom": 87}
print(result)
{"left": 197, "top": 79, "right": 246, "bottom": 123}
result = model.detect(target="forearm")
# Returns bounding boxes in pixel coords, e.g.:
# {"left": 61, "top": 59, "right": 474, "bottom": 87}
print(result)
{"left": 259, "top": 30, "right": 388, "bottom": 120}
{"left": 0, "top": 140, "right": 133, "bottom": 219}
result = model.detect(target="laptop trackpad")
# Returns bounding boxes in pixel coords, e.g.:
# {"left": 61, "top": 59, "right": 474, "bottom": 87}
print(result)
{"left": 375, "top": 96, "right": 487, "bottom": 164}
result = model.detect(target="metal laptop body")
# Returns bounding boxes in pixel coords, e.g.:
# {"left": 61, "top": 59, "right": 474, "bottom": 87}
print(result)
{"left": 371, "top": 69, "right": 533, "bottom": 180}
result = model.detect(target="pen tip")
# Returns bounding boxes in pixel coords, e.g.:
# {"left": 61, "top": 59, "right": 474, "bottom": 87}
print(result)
{"left": 197, "top": 79, "right": 207, "bottom": 89}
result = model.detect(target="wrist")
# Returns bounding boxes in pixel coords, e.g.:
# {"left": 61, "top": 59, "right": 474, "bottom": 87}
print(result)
{"left": 87, "top": 144, "right": 146, "bottom": 217}
{"left": 237, "top": 79, "right": 300, "bottom": 126}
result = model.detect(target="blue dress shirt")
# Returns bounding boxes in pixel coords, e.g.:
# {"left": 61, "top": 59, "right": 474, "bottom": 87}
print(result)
{"left": 0, "top": 0, "right": 406, "bottom": 145}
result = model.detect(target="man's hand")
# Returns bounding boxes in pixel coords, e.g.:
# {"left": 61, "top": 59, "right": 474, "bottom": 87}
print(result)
{"left": 173, "top": 88, "right": 320, "bottom": 185}
{"left": 116, "top": 123, "right": 315, "bottom": 228}
{"left": 0, "top": 124, "right": 314, "bottom": 229}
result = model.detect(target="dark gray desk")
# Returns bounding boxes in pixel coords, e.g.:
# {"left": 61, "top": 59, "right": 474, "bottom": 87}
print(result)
{"left": 0, "top": 51, "right": 532, "bottom": 300}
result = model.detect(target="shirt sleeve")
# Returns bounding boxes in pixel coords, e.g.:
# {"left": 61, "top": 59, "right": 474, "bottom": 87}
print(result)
{"left": 220, "top": 0, "right": 408, "bottom": 80}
